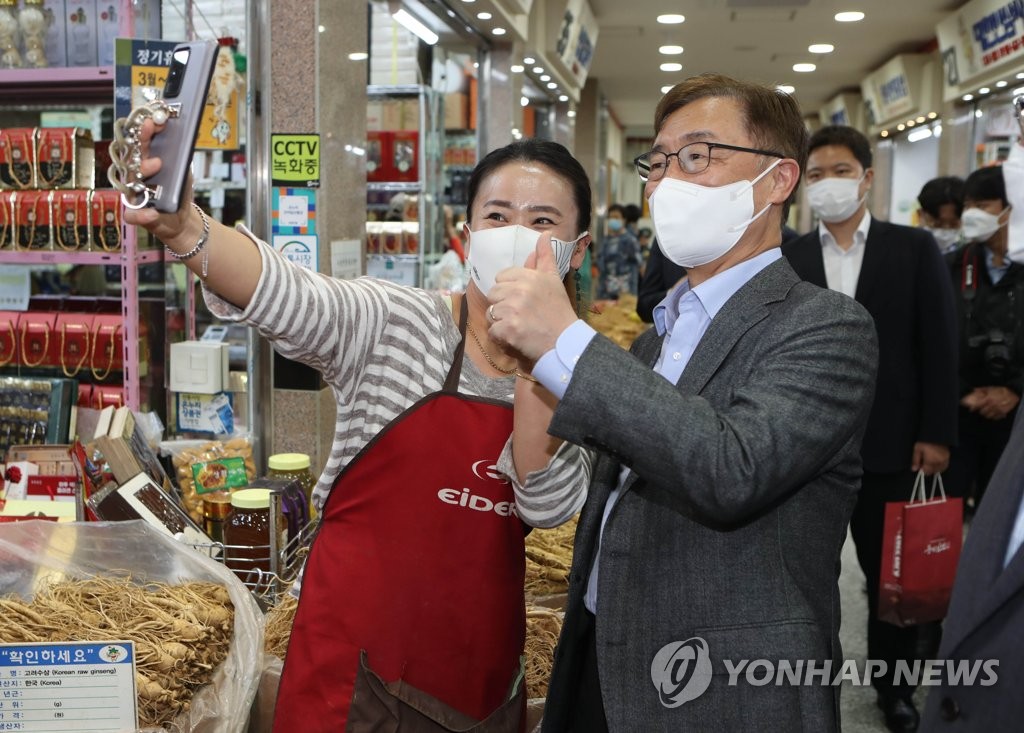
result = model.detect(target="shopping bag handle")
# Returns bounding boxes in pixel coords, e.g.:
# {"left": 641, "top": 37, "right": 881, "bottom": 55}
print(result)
{"left": 928, "top": 472, "right": 948, "bottom": 502}
{"left": 910, "top": 470, "right": 948, "bottom": 504}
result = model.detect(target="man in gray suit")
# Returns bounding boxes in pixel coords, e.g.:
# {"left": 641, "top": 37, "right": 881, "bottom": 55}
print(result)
{"left": 488, "top": 73, "right": 878, "bottom": 731}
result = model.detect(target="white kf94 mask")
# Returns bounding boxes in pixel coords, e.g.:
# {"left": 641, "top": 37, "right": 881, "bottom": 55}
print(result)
{"left": 466, "top": 224, "right": 587, "bottom": 296}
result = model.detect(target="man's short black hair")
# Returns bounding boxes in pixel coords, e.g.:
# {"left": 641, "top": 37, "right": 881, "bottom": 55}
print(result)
{"left": 623, "top": 203, "right": 642, "bottom": 224}
{"left": 917, "top": 176, "right": 965, "bottom": 219}
{"left": 808, "top": 125, "right": 872, "bottom": 170}
{"left": 963, "top": 165, "right": 1008, "bottom": 207}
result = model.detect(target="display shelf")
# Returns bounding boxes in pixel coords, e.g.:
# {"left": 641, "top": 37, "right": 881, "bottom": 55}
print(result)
{"left": 0, "top": 66, "right": 115, "bottom": 105}
{"left": 367, "top": 84, "right": 424, "bottom": 97}
{"left": 0, "top": 246, "right": 165, "bottom": 266}
{"left": 367, "top": 182, "right": 422, "bottom": 193}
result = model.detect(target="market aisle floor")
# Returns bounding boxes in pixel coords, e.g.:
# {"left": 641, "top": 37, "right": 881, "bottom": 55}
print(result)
{"left": 839, "top": 531, "right": 930, "bottom": 732}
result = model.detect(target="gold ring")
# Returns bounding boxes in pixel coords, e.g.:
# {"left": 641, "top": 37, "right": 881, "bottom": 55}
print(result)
{"left": 488, "top": 304, "right": 497, "bottom": 322}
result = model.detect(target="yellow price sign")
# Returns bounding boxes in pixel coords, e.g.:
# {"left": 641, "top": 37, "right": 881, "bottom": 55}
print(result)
{"left": 271, "top": 134, "right": 321, "bottom": 188}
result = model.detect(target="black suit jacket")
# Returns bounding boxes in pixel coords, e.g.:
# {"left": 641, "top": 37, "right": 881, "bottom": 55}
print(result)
{"left": 782, "top": 218, "right": 959, "bottom": 473}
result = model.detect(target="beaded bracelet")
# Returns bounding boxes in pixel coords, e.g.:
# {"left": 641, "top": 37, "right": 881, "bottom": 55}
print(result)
{"left": 165, "top": 202, "right": 211, "bottom": 278}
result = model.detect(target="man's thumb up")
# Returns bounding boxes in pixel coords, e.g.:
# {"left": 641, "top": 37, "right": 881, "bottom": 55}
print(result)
{"left": 525, "top": 232, "right": 559, "bottom": 273}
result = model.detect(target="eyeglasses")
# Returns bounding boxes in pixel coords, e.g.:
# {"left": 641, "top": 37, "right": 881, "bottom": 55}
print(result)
{"left": 634, "top": 142, "right": 785, "bottom": 182}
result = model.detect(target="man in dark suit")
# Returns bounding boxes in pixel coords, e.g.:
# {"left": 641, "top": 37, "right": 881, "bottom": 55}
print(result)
{"left": 783, "top": 125, "right": 959, "bottom": 733}
{"left": 489, "top": 74, "right": 877, "bottom": 732}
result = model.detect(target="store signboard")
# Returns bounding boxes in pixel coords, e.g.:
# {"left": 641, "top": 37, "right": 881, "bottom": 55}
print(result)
{"left": 114, "top": 39, "right": 239, "bottom": 150}
{"left": 937, "top": 0, "right": 1024, "bottom": 99}
{"left": 819, "top": 92, "right": 865, "bottom": 131}
{"left": 273, "top": 234, "right": 318, "bottom": 272}
{"left": 271, "top": 134, "right": 321, "bottom": 188}
{"left": 272, "top": 188, "right": 317, "bottom": 235}
{"left": 551, "top": 0, "right": 599, "bottom": 88}
{"left": 0, "top": 640, "right": 138, "bottom": 731}
{"left": 860, "top": 55, "right": 930, "bottom": 126}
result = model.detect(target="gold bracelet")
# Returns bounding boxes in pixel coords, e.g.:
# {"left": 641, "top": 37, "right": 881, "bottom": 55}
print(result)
{"left": 515, "top": 371, "right": 540, "bottom": 383}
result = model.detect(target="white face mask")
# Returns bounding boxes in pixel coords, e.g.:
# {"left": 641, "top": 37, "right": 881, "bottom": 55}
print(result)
{"left": 466, "top": 224, "right": 586, "bottom": 296}
{"left": 961, "top": 207, "right": 1007, "bottom": 243}
{"left": 806, "top": 176, "right": 866, "bottom": 223}
{"left": 923, "top": 227, "right": 961, "bottom": 252}
{"left": 648, "top": 159, "right": 780, "bottom": 268}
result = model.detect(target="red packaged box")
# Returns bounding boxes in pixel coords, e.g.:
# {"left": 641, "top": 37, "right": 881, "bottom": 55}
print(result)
{"left": 55, "top": 312, "right": 94, "bottom": 378}
{"left": 17, "top": 311, "right": 57, "bottom": 369}
{"left": 366, "top": 131, "right": 388, "bottom": 182}
{"left": 89, "top": 189, "right": 122, "bottom": 251}
{"left": 13, "top": 190, "right": 52, "bottom": 250}
{"left": 26, "top": 476, "right": 79, "bottom": 502}
{"left": 35, "top": 127, "right": 94, "bottom": 190}
{"left": 0, "top": 127, "right": 37, "bottom": 190}
{"left": 90, "top": 314, "right": 123, "bottom": 379}
{"left": 91, "top": 384, "right": 125, "bottom": 409}
{"left": 0, "top": 311, "right": 19, "bottom": 367}
{"left": 0, "top": 190, "right": 12, "bottom": 249}
{"left": 391, "top": 130, "right": 418, "bottom": 183}
{"left": 51, "top": 190, "right": 91, "bottom": 251}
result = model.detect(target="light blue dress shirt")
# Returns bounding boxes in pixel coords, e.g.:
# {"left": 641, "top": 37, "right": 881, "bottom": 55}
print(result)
{"left": 532, "top": 249, "right": 782, "bottom": 613}
{"left": 986, "top": 246, "right": 1010, "bottom": 285}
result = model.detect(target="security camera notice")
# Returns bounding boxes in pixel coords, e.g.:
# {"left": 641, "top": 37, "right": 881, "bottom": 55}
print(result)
{"left": 0, "top": 641, "right": 137, "bottom": 731}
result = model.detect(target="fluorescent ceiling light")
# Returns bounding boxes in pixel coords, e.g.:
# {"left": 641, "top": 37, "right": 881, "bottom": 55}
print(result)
{"left": 808, "top": 44, "right": 834, "bottom": 53}
{"left": 318, "top": 25, "right": 326, "bottom": 33}
{"left": 524, "top": 56, "right": 535, "bottom": 64}
{"left": 659, "top": 45, "right": 684, "bottom": 55}
{"left": 348, "top": 52, "right": 368, "bottom": 61}
{"left": 777, "top": 85, "right": 795, "bottom": 94}
{"left": 392, "top": 9, "right": 438, "bottom": 45}
{"left": 834, "top": 11, "right": 865, "bottom": 22}
{"left": 979, "top": 87, "right": 991, "bottom": 94}
{"left": 521, "top": 96, "right": 529, "bottom": 107}
{"left": 997, "top": 80, "right": 1009, "bottom": 87}
{"left": 510, "top": 64, "right": 524, "bottom": 73}
{"left": 907, "top": 128, "right": 932, "bottom": 143}
{"left": 558, "top": 94, "right": 569, "bottom": 102}
{"left": 567, "top": 110, "right": 577, "bottom": 118}
{"left": 540, "top": 74, "right": 551, "bottom": 81}
{"left": 657, "top": 14, "right": 685, "bottom": 24}
{"left": 962, "top": 93, "right": 974, "bottom": 101}
{"left": 493, "top": 27, "right": 506, "bottom": 35}
{"left": 533, "top": 66, "right": 544, "bottom": 74}
{"left": 547, "top": 82, "right": 557, "bottom": 89}
{"left": 793, "top": 63, "right": 816, "bottom": 72}
{"left": 660, "top": 62, "right": 683, "bottom": 72}
{"left": 896, "top": 124, "right": 905, "bottom": 130}
{"left": 928, "top": 112, "right": 937, "bottom": 118}
{"left": 476, "top": 11, "right": 492, "bottom": 19}
{"left": 661, "top": 85, "right": 673, "bottom": 93}
{"left": 880, "top": 130, "right": 889, "bottom": 137}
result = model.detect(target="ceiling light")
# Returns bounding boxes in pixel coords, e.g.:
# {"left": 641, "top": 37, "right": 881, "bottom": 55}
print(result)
{"left": 1018, "top": 72, "right": 1024, "bottom": 79}
{"left": 808, "top": 44, "right": 834, "bottom": 53}
{"left": 834, "top": 11, "right": 865, "bottom": 22}
{"left": 547, "top": 82, "right": 557, "bottom": 89}
{"left": 510, "top": 64, "right": 524, "bottom": 73}
{"left": 793, "top": 63, "right": 816, "bottom": 72}
{"left": 880, "top": 130, "right": 889, "bottom": 137}
{"left": 976, "top": 109, "right": 984, "bottom": 118}
{"left": 657, "top": 14, "right": 685, "bottom": 24}
{"left": 540, "top": 74, "right": 551, "bottom": 81}
{"left": 392, "top": 9, "right": 439, "bottom": 45}
{"left": 1015, "top": 87, "right": 1024, "bottom": 95}
{"left": 916, "top": 116, "right": 926, "bottom": 123}
{"left": 318, "top": 25, "right": 326, "bottom": 33}
{"left": 524, "top": 56, "right": 535, "bottom": 64}
{"left": 927, "top": 112, "right": 937, "bottom": 119}
{"left": 907, "top": 120, "right": 915, "bottom": 126}
{"left": 533, "top": 66, "right": 544, "bottom": 74}
{"left": 897, "top": 123, "right": 905, "bottom": 130}
{"left": 461, "top": 0, "right": 475, "bottom": 3}
{"left": 521, "top": 96, "right": 529, "bottom": 107}
{"left": 473, "top": 61, "right": 478, "bottom": 68}
{"left": 934, "top": 124, "right": 943, "bottom": 137}
{"left": 661, "top": 85, "right": 673, "bottom": 93}
{"left": 567, "top": 110, "right": 577, "bottom": 118}
{"left": 979, "top": 87, "right": 991, "bottom": 94}
{"left": 659, "top": 45, "right": 684, "bottom": 55}
{"left": 347, "top": 52, "right": 368, "bottom": 61}
{"left": 493, "top": 27, "right": 506, "bottom": 35}
{"left": 660, "top": 62, "right": 683, "bottom": 72}
{"left": 558, "top": 94, "right": 568, "bottom": 102}
{"left": 476, "top": 11, "right": 492, "bottom": 19}
{"left": 997, "top": 80, "right": 1009, "bottom": 87}
{"left": 962, "top": 93, "right": 974, "bottom": 101}
{"left": 777, "top": 84, "right": 795, "bottom": 94}
{"left": 908, "top": 128, "right": 932, "bottom": 143}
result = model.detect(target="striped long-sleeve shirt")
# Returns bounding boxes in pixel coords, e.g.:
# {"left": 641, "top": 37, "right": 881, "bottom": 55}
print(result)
{"left": 203, "top": 228, "right": 590, "bottom": 528}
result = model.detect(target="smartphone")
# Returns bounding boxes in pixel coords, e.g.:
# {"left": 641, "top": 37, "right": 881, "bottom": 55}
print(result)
{"left": 146, "top": 40, "right": 219, "bottom": 213}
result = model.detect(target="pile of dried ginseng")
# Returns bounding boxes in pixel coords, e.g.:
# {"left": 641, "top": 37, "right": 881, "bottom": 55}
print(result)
{"left": 0, "top": 577, "right": 234, "bottom": 729}
{"left": 264, "top": 594, "right": 299, "bottom": 659}
{"left": 524, "top": 516, "right": 577, "bottom": 598}
{"left": 525, "top": 604, "right": 563, "bottom": 699}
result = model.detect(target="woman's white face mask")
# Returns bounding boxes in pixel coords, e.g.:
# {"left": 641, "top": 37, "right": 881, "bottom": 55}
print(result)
{"left": 466, "top": 225, "right": 587, "bottom": 296}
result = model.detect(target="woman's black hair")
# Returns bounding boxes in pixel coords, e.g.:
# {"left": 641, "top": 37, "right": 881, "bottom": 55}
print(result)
{"left": 466, "top": 139, "right": 592, "bottom": 235}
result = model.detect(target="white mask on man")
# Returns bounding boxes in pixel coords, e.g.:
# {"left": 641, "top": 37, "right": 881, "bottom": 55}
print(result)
{"left": 466, "top": 224, "right": 586, "bottom": 296}
{"left": 648, "top": 159, "right": 781, "bottom": 268}
{"left": 806, "top": 176, "right": 866, "bottom": 223}
{"left": 961, "top": 207, "right": 1008, "bottom": 243}
{"left": 924, "top": 227, "right": 962, "bottom": 252}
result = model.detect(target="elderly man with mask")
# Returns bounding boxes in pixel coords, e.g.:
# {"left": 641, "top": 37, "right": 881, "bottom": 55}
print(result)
{"left": 484, "top": 73, "right": 878, "bottom": 732}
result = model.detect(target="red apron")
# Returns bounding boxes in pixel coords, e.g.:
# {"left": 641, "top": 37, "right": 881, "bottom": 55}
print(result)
{"left": 274, "top": 298, "right": 526, "bottom": 732}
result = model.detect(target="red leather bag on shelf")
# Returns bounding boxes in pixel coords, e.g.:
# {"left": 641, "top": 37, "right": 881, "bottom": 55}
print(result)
{"left": 0, "top": 311, "right": 19, "bottom": 367}
{"left": 55, "top": 313, "right": 94, "bottom": 378}
{"left": 51, "top": 190, "right": 91, "bottom": 252}
{"left": 0, "top": 190, "right": 13, "bottom": 249}
{"left": 13, "top": 190, "right": 52, "bottom": 251}
{"left": 17, "top": 311, "right": 57, "bottom": 369}
{"left": 88, "top": 190, "right": 122, "bottom": 252}
{"left": 90, "top": 314, "right": 123, "bottom": 381}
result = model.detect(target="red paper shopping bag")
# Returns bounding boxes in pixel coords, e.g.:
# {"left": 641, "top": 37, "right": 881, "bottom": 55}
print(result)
{"left": 878, "top": 472, "right": 963, "bottom": 627}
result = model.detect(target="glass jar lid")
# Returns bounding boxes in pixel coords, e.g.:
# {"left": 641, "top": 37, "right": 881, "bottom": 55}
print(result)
{"left": 231, "top": 488, "right": 271, "bottom": 510}
{"left": 268, "top": 453, "right": 311, "bottom": 471}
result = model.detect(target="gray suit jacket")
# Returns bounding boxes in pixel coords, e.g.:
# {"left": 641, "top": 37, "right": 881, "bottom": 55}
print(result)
{"left": 922, "top": 409, "right": 1024, "bottom": 730}
{"left": 541, "top": 257, "right": 878, "bottom": 732}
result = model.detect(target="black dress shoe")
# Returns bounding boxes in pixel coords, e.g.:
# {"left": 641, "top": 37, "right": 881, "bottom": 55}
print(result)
{"left": 877, "top": 694, "right": 920, "bottom": 733}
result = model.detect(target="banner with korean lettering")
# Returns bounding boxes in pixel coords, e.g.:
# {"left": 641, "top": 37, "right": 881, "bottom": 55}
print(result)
{"left": 937, "top": 0, "right": 1024, "bottom": 100}
{"left": 552, "top": 0, "right": 599, "bottom": 87}
{"left": 860, "top": 55, "right": 930, "bottom": 126}
{"left": 114, "top": 39, "right": 239, "bottom": 150}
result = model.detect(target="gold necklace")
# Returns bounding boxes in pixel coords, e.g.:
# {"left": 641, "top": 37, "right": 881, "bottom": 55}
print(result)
{"left": 466, "top": 321, "right": 538, "bottom": 383}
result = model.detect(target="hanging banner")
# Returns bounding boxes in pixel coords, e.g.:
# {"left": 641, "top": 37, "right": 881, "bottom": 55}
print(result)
{"left": 552, "top": 0, "right": 598, "bottom": 87}
{"left": 860, "top": 54, "right": 933, "bottom": 127}
{"left": 937, "top": 0, "right": 1024, "bottom": 99}
{"left": 820, "top": 92, "right": 865, "bottom": 131}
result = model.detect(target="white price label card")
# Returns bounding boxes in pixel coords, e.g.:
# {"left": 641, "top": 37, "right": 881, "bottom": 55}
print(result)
{"left": 0, "top": 641, "right": 137, "bottom": 731}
